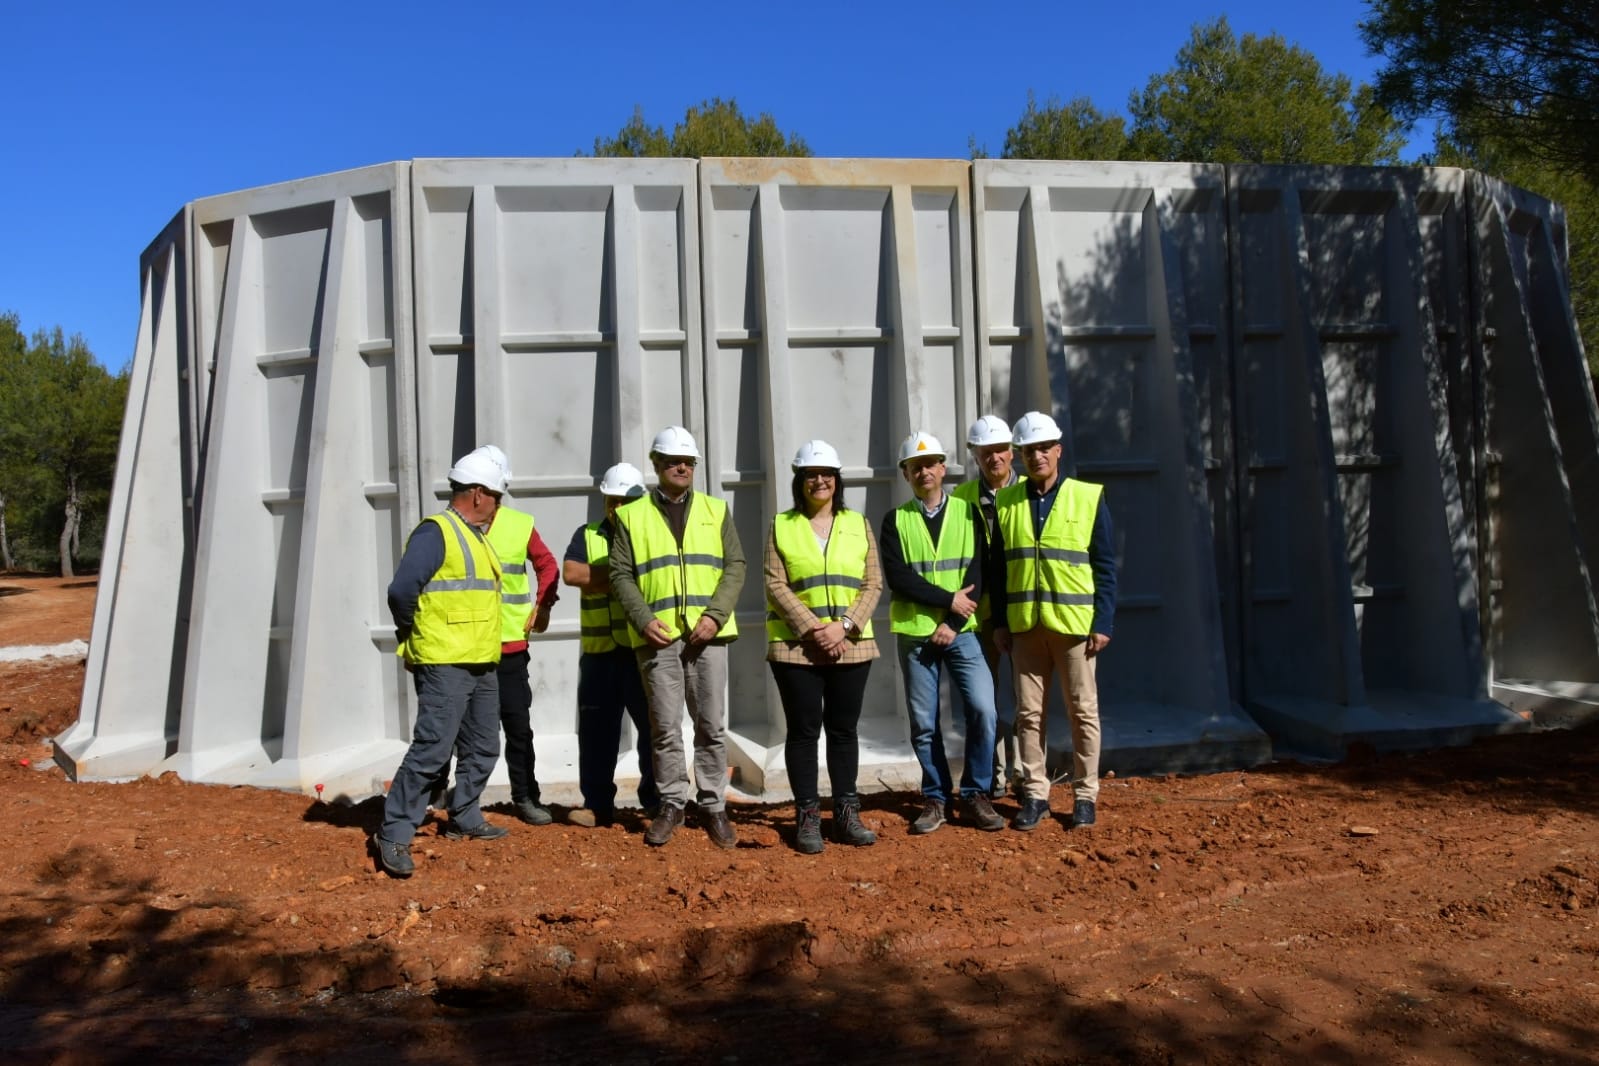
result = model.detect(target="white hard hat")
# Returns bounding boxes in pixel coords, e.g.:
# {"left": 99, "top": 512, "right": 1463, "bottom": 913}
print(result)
{"left": 897, "top": 431, "right": 946, "bottom": 466}
{"left": 599, "top": 461, "right": 646, "bottom": 498}
{"left": 966, "top": 415, "right": 1012, "bottom": 448}
{"left": 476, "top": 444, "right": 511, "bottom": 482}
{"left": 447, "top": 447, "right": 509, "bottom": 494}
{"left": 649, "top": 425, "right": 701, "bottom": 460}
{"left": 791, "top": 439, "right": 842, "bottom": 471}
{"left": 1011, "top": 411, "right": 1063, "bottom": 447}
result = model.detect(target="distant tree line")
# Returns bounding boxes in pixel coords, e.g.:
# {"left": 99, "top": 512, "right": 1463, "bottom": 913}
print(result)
{"left": 0, "top": 312, "right": 127, "bottom": 577}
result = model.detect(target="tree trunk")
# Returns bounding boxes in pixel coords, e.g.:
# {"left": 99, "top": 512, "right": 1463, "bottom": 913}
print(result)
{"left": 0, "top": 493, "right": 12, "bottom": 572}
{"left": 59, "top": 474, "right": 79, "bottom": 579}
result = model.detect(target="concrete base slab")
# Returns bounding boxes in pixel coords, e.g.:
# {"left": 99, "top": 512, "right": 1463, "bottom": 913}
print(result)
{"left": 1086, "top": 701, "right": 1274, "bottom": 778}
{"left": 1493, "top": 680, "right": 1599, "bottom": 730}
{"left": 52, "top": 725, "right": 172, "bottom": 782}
{"left": 1248, "top": 690, "right": 1528, "bottom": 761}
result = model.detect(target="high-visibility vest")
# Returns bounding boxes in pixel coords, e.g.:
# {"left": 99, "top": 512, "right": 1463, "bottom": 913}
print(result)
{"left": 397, "top": 509, "right": 503, "bottom": 665}
{"left": 890, "top": 495, "right": 979, "bottom": 638}
{"left": 766, "top": 509, "right": 875, "bottom": 641}
{"left": 951, "top": 478, "right": 1008, "bottom": 625}
{"left": 485, "top": 506, "right": 536, "bottom": 645}
{"left": 995, "top": 478, "right": 1101, "bottom": 636}
{"left": 578, "top": 521, "right": 640, "bottom": 653}
{"left": 617, "top": 492, "right": 739, "bottom": 642}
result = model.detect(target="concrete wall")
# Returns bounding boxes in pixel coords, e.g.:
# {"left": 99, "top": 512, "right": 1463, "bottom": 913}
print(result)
{"left": 57, "top": 159, "right": 1598, "bottom": 800}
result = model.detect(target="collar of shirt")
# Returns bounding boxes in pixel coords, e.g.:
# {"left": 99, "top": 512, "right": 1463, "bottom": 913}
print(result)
{"left": 654, "top": 485, "right": 692, "bottom": 506}
{"left": 918, "top": 493, "right": 947, "bottom": 519}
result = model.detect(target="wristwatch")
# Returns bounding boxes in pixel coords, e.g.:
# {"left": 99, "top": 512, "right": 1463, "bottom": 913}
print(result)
{"left": 840, "top": 617, "right": 856, "bottom": 635}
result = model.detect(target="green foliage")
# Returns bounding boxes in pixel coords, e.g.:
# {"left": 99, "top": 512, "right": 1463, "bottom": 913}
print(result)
{"left": 1001, "top": 92, "right": 1130, "bottom": 160}
{"left": 0, "top": 314, "right": 128, "bottom": 574}
{"left": 1127, "top": 18, "right": 1405, "bottom": 164}
{"left": 591, "top": 98, "right": 811, "bottom": 158}
{"left": 1433, "top": 136, "right": 1599, "bottom": 376}
{"left": 1362, "top": 0, "right": 1599, "bottom": 186}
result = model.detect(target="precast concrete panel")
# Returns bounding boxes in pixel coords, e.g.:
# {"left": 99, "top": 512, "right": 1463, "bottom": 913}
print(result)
{"left": 698, "top": 158, "right": 976, "bottom": 795}
{"left": 410, "top": 158, "right": 702, "bottom": 801}
{"left": 972, "top": 161, "right": 1266, "bottom": 774}
{"left": 57, "top": 209, "right": 198, "bottom": 779}
{"left": 1472, "top": 173, "right": 1599, "bottom": 725}
{"left": 1230, "top": 167, "right": 1517, "bottom": 755}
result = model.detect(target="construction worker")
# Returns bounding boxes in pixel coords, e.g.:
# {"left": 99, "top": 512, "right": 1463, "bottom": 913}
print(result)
{"left": 880, "top": 431, "right": 1005, "bottom": 835}
{"left": 952, "top": 415, "right": 1022, "bottom": 797}
{"left": 478, "top": 445, "right": 561, "bottom": 827}
{"left": 992, "top": 411, "right": 1118, "bottom": 831}
{"left": 369, "top": 446, "right": 510, "bottom": 879}
{"left": 764, "top": 440, "right": 882, "bottom": 854}
{"left": 561, "top": 462, "right": 659, "bottom": 828}
{"left": 609, "top": 426, "right": 746, "bottom": 849}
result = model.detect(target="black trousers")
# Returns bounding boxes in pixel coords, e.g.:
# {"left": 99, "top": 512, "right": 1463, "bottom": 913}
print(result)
{"left": 769, "top": 660, "right": 871, "bottom": 805}
{"left": 497, "top": 650, "right": 539, "bottom": 803}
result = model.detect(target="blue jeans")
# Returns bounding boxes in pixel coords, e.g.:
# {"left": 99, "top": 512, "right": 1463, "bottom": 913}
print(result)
{"left": 897, "top": 630, "right": 997, "bottom": 801}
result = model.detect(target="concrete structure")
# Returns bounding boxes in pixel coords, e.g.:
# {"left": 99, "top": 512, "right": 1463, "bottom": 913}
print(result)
{"left": 57, "top": 159, "right": 1597, "bottom": 801}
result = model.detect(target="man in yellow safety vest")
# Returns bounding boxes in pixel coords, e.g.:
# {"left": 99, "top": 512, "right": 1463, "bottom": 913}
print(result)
{"left": 369, "top": 446, "right": 511, "bottom": 878}
{"left": 609, "top": 426, "right": 746, "bottom": 849}
{"left": 992, "top": 411, "right": 1118, "bottom": 832}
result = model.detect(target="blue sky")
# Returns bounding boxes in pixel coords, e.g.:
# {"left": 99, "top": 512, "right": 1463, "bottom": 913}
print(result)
{"left": 3, "top": 0, "right": 1412, "bottom": 373}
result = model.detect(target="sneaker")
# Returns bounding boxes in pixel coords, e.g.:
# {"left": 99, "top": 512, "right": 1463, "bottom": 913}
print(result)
{"left": 645, "top": 803, "right": 685, "bottom": 846}
{"left": 513, "top": 799, "right": 552, "bottom": 826}
{"left": 567, "top": 808, "right": 612, "bottom": 828}
{"left": 961, "top": 793, "right": 1006, "bottom": 832}
{"left": 368, "top": 833, "right": 414, "bottom": 878}
{"left": 909, "top": 797, "right": 946, "bottom": 835}
{"left": 1011, "top": 798, "right": 1050, "bottom": 832}
{"left": 705, "top": 809, "right": 738, "bottom": 850}
{"left": 442, "top": 820, "right": 509, "bottom": 841}
{"left": 795, "top": 803, "right": 824, "bottom": 854}
{"left": 1071, "top": 798, "right": 1097, "bottom": 827}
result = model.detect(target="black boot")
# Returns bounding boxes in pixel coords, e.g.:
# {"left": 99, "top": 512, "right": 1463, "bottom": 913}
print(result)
{"left": 832, "top": 795, "right": 877, "bottom": 846}
{"left": 795, "top": 801, "right": 824, "bottom": 854}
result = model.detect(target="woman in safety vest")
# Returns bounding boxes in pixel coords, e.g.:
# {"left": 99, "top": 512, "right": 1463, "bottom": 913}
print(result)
{"left": 764, "top": 439, "right": 883, "bottom": 854}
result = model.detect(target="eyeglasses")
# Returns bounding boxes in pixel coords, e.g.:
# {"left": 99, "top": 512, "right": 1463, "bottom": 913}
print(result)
{"left": 800, "top": 469, "right": 835, "bottom": 482}
{"left": 658, "top": 457, "right": 697, "bottom": 469}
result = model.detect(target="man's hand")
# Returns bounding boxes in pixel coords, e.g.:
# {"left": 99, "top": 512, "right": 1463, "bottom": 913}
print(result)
{"left": 686, "top": 614, "right": 720, "bottom": 646}
{"left": 949, "top": 584, "right": 978, "bottom": 620}
{"left": 930, "top": 622, "right": 957, "bottom": 647}
{"left": 642, "top": 618, "right": 675, "bottom": 648}
{"left": 528, "top": 605, "right": 551, "bottom": 634}
{"left": 993, "top": 626, "right": 1012, "bottom": 655}
{"left": 1086, "top": 632, "right": 1110, "bottom": 657}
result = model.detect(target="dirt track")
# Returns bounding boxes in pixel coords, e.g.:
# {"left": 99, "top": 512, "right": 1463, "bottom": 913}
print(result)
{"left": 1, "top": 576, "right": 1595, "bottom": 1063}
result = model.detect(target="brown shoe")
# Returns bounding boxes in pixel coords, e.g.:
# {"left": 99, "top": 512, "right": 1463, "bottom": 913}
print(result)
{"left": 645, "top": 802, "right": 685, "bottom": 846}
{"left": 961, "top": 793, "right": 1006, "bottom": 832}
{"left": 705, "top": 808, "right": 738, "bottom": 849}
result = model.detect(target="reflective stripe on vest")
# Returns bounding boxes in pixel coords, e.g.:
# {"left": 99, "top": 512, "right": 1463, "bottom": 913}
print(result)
{"left": 766, "top": 509, "right": 875, "bottom": 642}
{"left": 399, "top": 509, "right": 503, "bottom": 665}
{"left": 996, "top": 478, "right": 1100, "bottom": 636}
{"left": 890, "top": 495, "right": 979, "bottom": 638}
{"left": 617, "top": 492, "right": 739, "bottom": 642}
{"left": 579, "top": 521, "right": 641, "bottom": 653}
{"left": 485, "top": 506, "right": 536, "bottom": 644}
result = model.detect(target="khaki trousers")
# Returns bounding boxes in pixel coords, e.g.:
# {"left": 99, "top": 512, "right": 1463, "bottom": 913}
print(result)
{"left": 1011, "top": 627, "right": 1100, "bottom": 803}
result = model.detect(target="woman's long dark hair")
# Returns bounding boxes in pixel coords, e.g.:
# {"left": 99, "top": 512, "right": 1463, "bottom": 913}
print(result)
{"left": 790, "top": 470, "right": 850, "bottom": 514}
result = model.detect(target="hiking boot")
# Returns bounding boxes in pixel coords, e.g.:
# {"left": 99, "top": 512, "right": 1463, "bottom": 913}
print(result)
{"left": 795, "top": 802, "right": 824, "bottom": 854}
{"left": 832, "top": 796, "right": 877, "bottom": 846}
{"left": 909, "top": 797, "right": 946, "bottom": 835}
{"left": 645, "top": 802, "right": 685, "bottom": 846}
{"left": 368, "top": 833, "right": 414, "bottom": 878}
{"left": 442, "top": 819, "right": 509, "bottom": 841}
{"left": 513, "top": 799, "right": 552, "bottom": 826}
{"left": 961, "top": 793, "right": 1006, "bottom": 832}
{"left": 705, "top": 808, "right": 738, "bottom": 849}
{"left": 1011, "top": 798, "right": 1050, "bottom": 832}
{"left": 1071, "top": 798, "right": 1097, "bottom": 827}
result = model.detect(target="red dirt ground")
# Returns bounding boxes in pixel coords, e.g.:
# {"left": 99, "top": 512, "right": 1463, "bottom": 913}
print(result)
{"left": 0, "top": 575, "right": 1595, "bottom": 1063}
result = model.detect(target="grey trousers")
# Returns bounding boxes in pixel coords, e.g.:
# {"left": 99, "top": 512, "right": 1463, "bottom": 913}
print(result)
{"left": 380, "top": 662, "right": 501, "bottom": 845}
{"left": 637, "top": 640, "right": 729, "bottom": 812}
